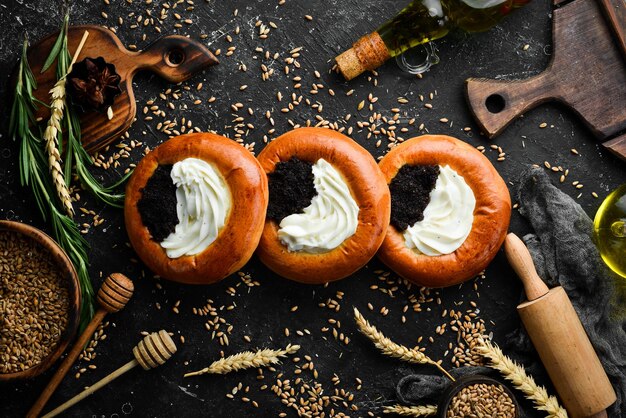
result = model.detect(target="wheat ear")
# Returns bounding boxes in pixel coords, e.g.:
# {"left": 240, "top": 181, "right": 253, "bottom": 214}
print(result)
{"left": 44, "top": 85, "right": 73, "bottom": 216}
{"left": 353, "top": 307, "right": 455, "bottom": 381}
{"left": 476, "top": 338, "right": 568, "bottom": 418}
{"left": 184, "top": 344, "right": 300, "bottom": 377}
{"left": 383, "top": 404, "right": 438, "bottom": 416}
{"left": 43, "top": 30, "right": 89, "bottom": 217}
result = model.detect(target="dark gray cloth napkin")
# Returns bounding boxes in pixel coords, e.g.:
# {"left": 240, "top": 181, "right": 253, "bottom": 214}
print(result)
{"left": 395, "top": 166, "right": 626, "bottom": 417}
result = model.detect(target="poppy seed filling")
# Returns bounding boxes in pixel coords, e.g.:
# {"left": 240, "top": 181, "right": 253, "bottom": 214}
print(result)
{"left": 390, "top": 164, "right": 440, "bottom": 231}
{"left": 137, "top": 165, "right": 179, "bottom": 242}
{"left": 267, "top": 157, "right": 316, "bottom": 222}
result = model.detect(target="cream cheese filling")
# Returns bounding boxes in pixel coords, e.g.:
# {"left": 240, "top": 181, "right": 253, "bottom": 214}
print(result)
{"left": 403, "top": 165, "right": 475, "bottom": 256}
{"left": 278, "top": 159, "right": 359, "bottom": 253}
{"left": 160, "top": 158, "right": 231, "bottom": 258}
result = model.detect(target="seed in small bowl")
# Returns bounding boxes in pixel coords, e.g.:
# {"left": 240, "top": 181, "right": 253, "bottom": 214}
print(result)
{"left": 438, "top": 375, "right": 518, "bottom": 418}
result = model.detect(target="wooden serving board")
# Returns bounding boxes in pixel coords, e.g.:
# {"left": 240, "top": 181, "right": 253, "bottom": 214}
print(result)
{"left": 466, "top": 0, "right": 626, "bottom": 161}
{"left": 28, "top": 25, "right": 218, "bottom": 154}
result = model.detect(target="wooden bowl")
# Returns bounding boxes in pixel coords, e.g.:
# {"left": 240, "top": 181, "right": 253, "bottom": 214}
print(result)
{"left": 0, "top": 220, "right": 81, "bottom": 381}
{"left": 437, "top": 374, "right": 519, "bottom": 418}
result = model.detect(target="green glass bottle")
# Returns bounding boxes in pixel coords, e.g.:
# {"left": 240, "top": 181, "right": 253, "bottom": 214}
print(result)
{"left": 336, "top": 0, "right": 530, "bottom": 80}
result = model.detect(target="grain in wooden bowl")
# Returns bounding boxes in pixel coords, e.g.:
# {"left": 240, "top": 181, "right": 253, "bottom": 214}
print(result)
{"left": 438, "top": 375, "right": 519, "bottom": 418}
{"left": 0, "top": 220, "right": 81, "bottom": 381}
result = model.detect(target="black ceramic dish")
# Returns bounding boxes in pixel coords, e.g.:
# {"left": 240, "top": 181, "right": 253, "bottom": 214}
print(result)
{"left": 438, "top": 374, "right": 520, "bottom": 418}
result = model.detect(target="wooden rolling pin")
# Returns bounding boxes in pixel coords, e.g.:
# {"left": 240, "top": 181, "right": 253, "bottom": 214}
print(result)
{"left": 41, "top": 330, "right": 177, "bottom": 418}
{"left": 504, "top": 233, "right": 616, "bottom": 418}
{"left": 27, "top": 273, "right": 134, "bottom": 418}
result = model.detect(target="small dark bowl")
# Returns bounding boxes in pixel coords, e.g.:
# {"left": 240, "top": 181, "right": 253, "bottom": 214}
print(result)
{"left": 0, "top": 220, "right": 81, "bottom": 381}
{"left": 438, "top": 374, "right": 519, "bottom": 418}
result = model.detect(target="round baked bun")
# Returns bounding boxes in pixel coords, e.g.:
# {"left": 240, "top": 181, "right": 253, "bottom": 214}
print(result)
{"left": 378, "top": 135, "right": 511, "bottom": 288}
{"left": 124, "top": 132, "right": 268, "bottom": 284}
{"left": 256, "top": 127, "right": 390, "bottom": 284}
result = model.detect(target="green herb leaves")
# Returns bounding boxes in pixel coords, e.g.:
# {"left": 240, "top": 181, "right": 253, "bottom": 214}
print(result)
{"left": 9, "top": 12, "right": 131, "bottom": 329}
{"left": 52, "top": 17, "right": 129, "bottom": 208}
{"left": 10, "top": 38, "right": 95, "bottom": 327}
{"left": 41, "top": 13, "right": 70, "bottom": 74}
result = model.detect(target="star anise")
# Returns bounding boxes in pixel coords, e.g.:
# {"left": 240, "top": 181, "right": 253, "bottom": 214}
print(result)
{"left": 67, "top": 57, "right": 122, "bottom": 112}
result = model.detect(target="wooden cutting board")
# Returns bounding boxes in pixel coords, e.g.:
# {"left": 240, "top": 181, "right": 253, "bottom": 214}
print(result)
{"left": 466, "top": 0, "right": 626, "bottom": 161}
{"left": 27, "top": 25, "right": 218, "bottom": 154}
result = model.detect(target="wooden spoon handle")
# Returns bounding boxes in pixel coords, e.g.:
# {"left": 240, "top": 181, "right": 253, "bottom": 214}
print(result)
{"left": 41, "top": 359, "right": 138, "bottom": 418}
{"left": 134, "top": 35, "right": 218, "bottom": 83}
{"left": 465, "top": 71, "right": 555, "bottom": 138}
{"left": 25, "top": 309, "right": 107, "bottom": 418}
{"left": 504, "top": 233, "right": 550, "bottom": 301}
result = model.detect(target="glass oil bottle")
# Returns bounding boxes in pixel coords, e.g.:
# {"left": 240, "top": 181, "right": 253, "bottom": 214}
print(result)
{"left": 594, "top": 184, "right": 626, "bottom": 278}
{"left": 336, "top": 0, "right": 530, "bottom": 80}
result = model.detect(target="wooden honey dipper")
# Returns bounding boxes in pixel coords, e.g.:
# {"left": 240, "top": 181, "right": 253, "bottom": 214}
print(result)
{"left": 26, "top": 273, "right": 134, "bottom": 418}
{"left": 41, "top": 330, "right": 177, "bottom": 418}
{"left": 504, "top": 233, "right": 616, "bottom": 418}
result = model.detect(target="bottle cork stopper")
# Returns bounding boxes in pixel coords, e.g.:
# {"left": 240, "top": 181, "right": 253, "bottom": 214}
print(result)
{"left": 336, "top": 48, "right": 365, "bottom": 81}
{"left": 335, "top": 32, "right": 391, "bottom": 80}
{"left": 133, "top": 330, "right": 177, "bottom": 370}
{"left": 96, "top": 273, "right": 134, "bottom": 313}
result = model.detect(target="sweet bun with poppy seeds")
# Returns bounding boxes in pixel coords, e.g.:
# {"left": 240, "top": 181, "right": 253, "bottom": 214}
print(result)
{"left": 377, "top": 135, "right": 511, "bottom": 287}
{"left": 256, "top": 127, "right": 390, "bottom": 284}
{"left": 124, "top": 132, "right": 268, "bottom": 284}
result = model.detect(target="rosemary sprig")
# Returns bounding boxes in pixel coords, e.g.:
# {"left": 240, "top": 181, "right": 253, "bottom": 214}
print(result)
{"left": 52, "top": 14, "right": 129, "bottom": 207}
{"left": 41, "top": 13, "right": 68, "bottom": 74}
{"left": 11, "top": 39, "right": 95, "bottom": 327}
{"left": 10, "top": 11, "right": 131, "bottom": 328}
{"left": 10, "top": 11, "right": 133, "bottom": 329}
{"left": 66, "top": 103, "right": 130, "bottom": 207}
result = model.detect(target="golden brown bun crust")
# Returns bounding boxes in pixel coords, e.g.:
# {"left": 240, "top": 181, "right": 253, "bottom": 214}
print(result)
{"left": 124, "top": 133, "right": 268, "bottom": 284}
{"left": 256, "top": 127, "right": 390, "bottom": 284}
{"left": 377, "top": 135, "right": 511, "bottom": 288}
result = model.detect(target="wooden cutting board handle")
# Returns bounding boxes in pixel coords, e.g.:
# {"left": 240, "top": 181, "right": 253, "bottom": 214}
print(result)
{"left": 465, "top": 0, "right": 626, "bottom": 161}
{"left": 465, "top": 72, "right": 556, "bottom": 139}
{"left": 133, "top": 35, "right": 215, "bottom": 83}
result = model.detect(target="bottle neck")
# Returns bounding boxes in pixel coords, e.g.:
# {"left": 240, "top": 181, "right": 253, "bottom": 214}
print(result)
{"left": 377, "top": 0, "right": 451, "bottom": 58}
{"left": 335, "top": 0, "right": 530, "bottom": 80}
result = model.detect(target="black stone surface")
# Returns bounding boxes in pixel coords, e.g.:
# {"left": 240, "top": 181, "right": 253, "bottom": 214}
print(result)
{"left": 1, "top": 1, "right": 625, "bottom": 417}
